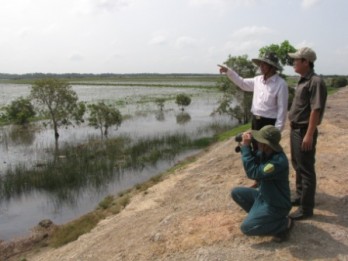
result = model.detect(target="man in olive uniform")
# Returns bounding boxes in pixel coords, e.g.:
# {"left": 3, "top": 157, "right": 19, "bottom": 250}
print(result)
{"left": 287, "top": 47, "right": 327, "bottom": 220}
{"left": 231, "top": 125, "right": 293, "bottom": 242}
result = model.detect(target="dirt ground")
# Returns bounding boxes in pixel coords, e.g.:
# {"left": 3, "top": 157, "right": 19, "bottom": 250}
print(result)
{"left": 3, "top": 87, "right": 348, "bottom": 261}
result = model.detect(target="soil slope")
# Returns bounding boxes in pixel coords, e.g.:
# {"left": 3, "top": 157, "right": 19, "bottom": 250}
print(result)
{"left": 13, "top": 87, "right": 348, "bottom": 260}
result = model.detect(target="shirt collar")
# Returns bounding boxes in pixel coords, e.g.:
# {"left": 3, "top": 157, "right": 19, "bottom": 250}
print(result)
{"left": 262, "top": 73, "right": 278, "bottom": 83}
{"left": 301, "top": 69, "right": 315, "bottom": 81}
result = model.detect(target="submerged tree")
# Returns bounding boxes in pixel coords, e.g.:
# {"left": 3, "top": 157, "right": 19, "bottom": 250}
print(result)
{"left": 87, "top": 102, "right": 122, "bottom": 137}
{"left": 30, "top": 78, "right": 85, "bottom": 141}
{"left": 5, "top": 97, "right": 36, "bottom": 126}
{"left": 175, "top": 94, "right": 191, "bottom": 111}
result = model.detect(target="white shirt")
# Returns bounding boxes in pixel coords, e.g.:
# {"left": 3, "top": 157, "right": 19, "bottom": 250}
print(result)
{"left": 226, "top": 68, "right": 288, "bottom": 131}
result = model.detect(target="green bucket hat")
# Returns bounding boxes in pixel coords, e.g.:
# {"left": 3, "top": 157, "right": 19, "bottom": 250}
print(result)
{"left": 252, "top": 52, "right": 282, "bottom": 71}
{"left": 251, "top": 125, "right": 283, "bottom": 152}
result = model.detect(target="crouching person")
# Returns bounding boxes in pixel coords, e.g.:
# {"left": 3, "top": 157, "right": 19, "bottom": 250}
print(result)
{"left": 231, "top": 125, "right": 293, "bottom": 242}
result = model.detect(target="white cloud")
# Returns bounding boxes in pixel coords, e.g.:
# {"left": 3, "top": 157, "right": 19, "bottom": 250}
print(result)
{"left": 175, "top": 36, "right": 198, "bottom": 48}
{"left": 0, "top": 0, "right": 346, "bottom": 74}
{"left": 294, "top": 40, "right": 315, "bottom": 49}
{"left": 71, "top": 0, "right": 133, "bottom": 15}
{"left": 93, "top": 0, "right": 133, "bottom": 12}
{"left": 188, "top": 0, "right": 257, "bottom": 7}
{"left": 189, "top": 0, "right": 226, "bottom": 6}
{"left": 301, "top": 0, "right": 320, "bottom": 9}
{"left": 223, "top": 26, "right": 274, "bottom": 54}
{"left": 224, "top": 39, "right": 265, "bottom": 54}
{"left": 232, "top": 26, "right": 274, "bottom": 38}
{"left": 69, "top": 53, "right": 84, "bottom": 62}
{"left": 148, "top": 35, "right": 168, "bottom": 46}
{"left": 335, "top": 45, "right": 348, "bottom": 55}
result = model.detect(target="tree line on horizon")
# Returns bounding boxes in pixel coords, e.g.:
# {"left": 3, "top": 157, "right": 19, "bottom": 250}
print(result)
{"left": 0, "top": 72, "right": 220, "bottom": 81}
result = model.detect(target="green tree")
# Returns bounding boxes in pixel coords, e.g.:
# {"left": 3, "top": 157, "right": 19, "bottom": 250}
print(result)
{"left": 332, "top": 76, "right": 348, "bottom": 88}
{"left": 87, "top": 102, "right": 122, "bottom": 137}
{"left": 175, "top": 94, "right": 191, "bottom": 111}
{"left": 30, "top": 78, "right": 85, "bottom": 141}
{"left": 5, "top": 97, "right": 36, "bottom": 126}
{"left": 259, "top": 40, "right": 296, "bottom": 108}
{"left": 215, "top": 55, "right": 256, "bottom": 124}
{"left": 258, "top": 40, "right": 297, "bottom": 68}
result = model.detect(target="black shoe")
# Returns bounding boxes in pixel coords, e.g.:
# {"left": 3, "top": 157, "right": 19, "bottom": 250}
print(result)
{"left": 273, "top": 218, "right": 294, "bottom": 243}
{"left": 291, "top": 198, "right": 301, "bottom": 206}
{"left": 289, "top": 208, "right": 313, "bottom": 220}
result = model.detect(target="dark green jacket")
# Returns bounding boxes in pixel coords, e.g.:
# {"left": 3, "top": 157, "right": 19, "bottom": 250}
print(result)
{"left": 241, "top": 146, "right": 291, "bottom": 210}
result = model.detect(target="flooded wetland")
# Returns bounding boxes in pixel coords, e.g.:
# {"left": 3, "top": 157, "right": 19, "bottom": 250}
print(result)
{"left": 0, "top": 76, "right": 238, "bottom": 241}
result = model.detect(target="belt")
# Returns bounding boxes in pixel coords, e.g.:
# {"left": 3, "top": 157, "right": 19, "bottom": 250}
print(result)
{"left": 253, "top": 115, "right": 275, "bottom": 121}
{"left": 290, "top": 122, "right": 308, "bottom": 129}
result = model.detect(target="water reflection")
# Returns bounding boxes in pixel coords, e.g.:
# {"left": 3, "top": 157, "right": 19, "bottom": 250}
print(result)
{"left": 155, "top": 111, "right": 165, "bottom": 121}
{"left": 8, "top": 125, "right": 36, "bottom": 146}
{"left": 176, "top": 112, "right": 191, "bottom": 125}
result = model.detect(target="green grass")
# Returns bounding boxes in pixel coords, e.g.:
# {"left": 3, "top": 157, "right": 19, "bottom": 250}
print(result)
{"left": 0, "top": 128, "right": 231, "bottom": 202}
{"left": 327, "top": 86, "right": 340, "bottom": 95}
{"left": 217, "top": 123, "right": 251, "bottom": 141}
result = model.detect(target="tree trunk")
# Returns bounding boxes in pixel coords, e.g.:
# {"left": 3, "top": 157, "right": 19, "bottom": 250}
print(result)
{"left": 53, "top": 121, "right": 59, "bottom": 140}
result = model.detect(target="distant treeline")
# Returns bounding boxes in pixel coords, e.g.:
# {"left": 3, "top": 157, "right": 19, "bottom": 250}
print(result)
{"left": 0, "top": 73, "right": 220, "bottom": 81}
{"left": 1, "top": 72, "right": 346, "bottom": 80}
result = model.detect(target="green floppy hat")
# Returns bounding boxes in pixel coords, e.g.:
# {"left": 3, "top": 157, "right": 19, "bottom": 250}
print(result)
{"left": 252, "top": 52, "right": 282, "bottom": 71}
{"left": 251, "top": 125, "right": 283, "bottom": 152}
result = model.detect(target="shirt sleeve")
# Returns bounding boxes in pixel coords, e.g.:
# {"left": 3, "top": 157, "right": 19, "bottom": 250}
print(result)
{"left": 226, "top": 68, "right": 255, "bottom": 92}
{"left": 275, "top": 81, "right": 289, "bottom": 131}
{"left": 309, "top": 76, "right": 327, "bottom": 111}
{"left": 240, "top": 146, "right": 285, "bottom": 180}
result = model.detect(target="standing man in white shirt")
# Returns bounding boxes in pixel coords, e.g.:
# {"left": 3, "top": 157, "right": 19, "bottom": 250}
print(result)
{"left": 219, "top": 52, "right": 288, "bottom": 188}
{"left": 219, "top": 52, "right": 288, "bottom": 132}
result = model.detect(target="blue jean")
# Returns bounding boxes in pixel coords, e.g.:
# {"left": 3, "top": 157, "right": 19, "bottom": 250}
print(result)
{"left": 231, "top": 187, "right": 289, "bottom": 236}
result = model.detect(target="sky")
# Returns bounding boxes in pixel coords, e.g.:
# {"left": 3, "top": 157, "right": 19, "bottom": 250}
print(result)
{"left": 0, "top": 0, "right": 347, "bottom": 75}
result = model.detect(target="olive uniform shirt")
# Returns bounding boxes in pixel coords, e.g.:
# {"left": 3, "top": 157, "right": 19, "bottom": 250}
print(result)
{"left": 240, "top": 146, "right": 291, "bottom": 210}
{"left": 288, "top": 70, "right": 327, "bottom": 125}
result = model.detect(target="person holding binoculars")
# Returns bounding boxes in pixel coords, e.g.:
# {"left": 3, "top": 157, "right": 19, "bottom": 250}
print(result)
{"left": 231, "top": 125, "right": 293, "bottom": 242}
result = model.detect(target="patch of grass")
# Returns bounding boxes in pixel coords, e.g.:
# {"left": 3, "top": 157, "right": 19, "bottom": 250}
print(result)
{"left": 327, "top": 86, "right": 339, "bottom": 95}
{"left": 49, "top": 192, "right": 132, "bottom": 247}
{"left": 98, "top": 195, "right": 114, "bottom": 209}
{"left": 49, "top": 212, "right": 105, "bottom": 247}
{"left": 192, "top": 137, "right": 216, "bottom": 147}
{"left": 217, "top": 123, "right": 251, "bottom": 141}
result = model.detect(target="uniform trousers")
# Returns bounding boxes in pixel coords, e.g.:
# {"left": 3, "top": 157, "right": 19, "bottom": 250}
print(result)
{"left": 290, "top": 127, "right": 318, "bottom": 212}
{"left": 231, "top": 187, "right": 288, "bottom": 236}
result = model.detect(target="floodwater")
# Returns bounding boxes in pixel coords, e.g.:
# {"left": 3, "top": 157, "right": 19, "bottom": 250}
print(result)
{"left": 0, "top": 83, "right": 237, "bottom": 241}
